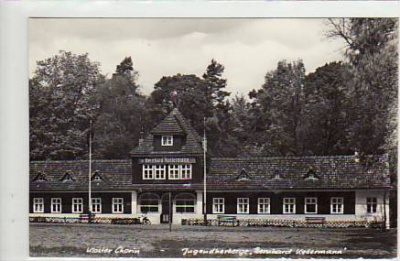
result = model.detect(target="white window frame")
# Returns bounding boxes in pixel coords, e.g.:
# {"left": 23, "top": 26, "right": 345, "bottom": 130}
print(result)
{"left": 331, "top": 197, "right": 344, "bottom": 214}
{"left": 168, "top": 164, "right": 180, "bottom": 179}
{"left": 367, "top": 197, "right": 378, "bottom": 214}
{"left": 258, "top": 198, "right": 270, "bottom": 214}
{"left": 72, "top": 198, "right": 83, "bottom": 213}
{"left": 161, "top": 135, "right": 173, "bottom": 146}
{"left": 283, "top": 198, "right": 296, "bottom": 214}
{"left": 91, "top": 198, "right": 102, "bottom": 213}
{"left": 33, "top": 198, "right": 44, "bottom": 213}
{"left": 143, "top": 165, "right": 166, "bottom": 180}
{"left": 237, "top": 198, "right": 249, "bottom": 214}
{"left": 112, "top": 198, "right": 124, "bottom": 214}
{"left": 139, "top": 193, "right": 159, "bottom": 213}
{"left": 175, "top": 193, "right": 195, "bottom": 213}
{"left": 181, "top": 164, "right": 192, "bottom": 180}
{"left": 154, "top": 165, "right": 166, "bottom": 180}
{"left": 304, "top": 197, "right": 318, "bottom": 214}
{"left": 168, "top": 164, "right": 192, "bottom": 180}
{"left": 51, "top": 198, "right": 62, "bottom": 213}
{"left": 213, "top": 198, "right": 225, "bottom": 214}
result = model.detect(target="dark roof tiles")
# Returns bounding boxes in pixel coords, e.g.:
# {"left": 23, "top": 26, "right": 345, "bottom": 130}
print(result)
{"left": 131, "top": 108, "right": 203, "bottom": 155}
{"left": 207, "top": 155, "right": 390, "bottom": 190}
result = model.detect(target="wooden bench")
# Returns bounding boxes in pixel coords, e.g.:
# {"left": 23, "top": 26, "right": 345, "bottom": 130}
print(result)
{"left": 217, "top": 215, "right": 239, "bottom": 226}
{"left": 305, "top": 217, "right": 326, "bottom": 227}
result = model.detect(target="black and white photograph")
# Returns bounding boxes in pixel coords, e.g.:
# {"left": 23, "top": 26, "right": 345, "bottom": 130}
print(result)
{"left": 28, "top": 17, "right": 397, "bottom": 258}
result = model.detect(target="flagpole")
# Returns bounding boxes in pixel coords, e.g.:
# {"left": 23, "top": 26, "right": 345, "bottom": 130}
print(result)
{"left": 203, "top": 117, "right": 207, "bottom": 226}
{"left": 88, "top": 119, "right": 92, "bottom": 223}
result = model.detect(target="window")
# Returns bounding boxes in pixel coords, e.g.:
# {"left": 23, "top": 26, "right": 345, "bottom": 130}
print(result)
{"left": 367, "top": 197, "right": 377, "bottom": 214}
{"left": 112, "top": 198, "right": 124, "bottom": 213}
{"left": 258, "top": 198, "right": 270, "bottom": 214}
{"left": 175, "top": 193, "right": 195, "bottom": 213}
{"left": 331, "top": 197, "right": 344, "bottom": 214}
{"left": 237, "top": 198, "right": 249, "bottom": 214}
{"left": 51, "top": 198, "right": 62, "bottom": 213}
{"left": 143, "top": 165, "right": 153, "bottom": 180}
{"left": 305, "top": 197, "right": 318, "bottom": 214}
{"left": 168, "top": 165, "right": 180, "bottom": 179}
{"left": 91, "top": 198, "right": 102, "bottom": 213}
{"left": 213, "top": 198, "right": 224, "bottom": 214}
{"left": 181, "top": 164, "right": 192, "bottom": 179}
{"left": 139, "top": 193, "right": 159, "bottom": 213}
{"left": 33, "top": 198, "right": 44, "bottom": 213}
{"left": 154, "top": 165, "right": 166, "bottom": 179}
{"left": 168, "top": 164, "right": 192, "bottom": 180}
{"left": 143, "top": 165, "right": 166, "bottom": 180}
{"left": 283, "top": 198, "right": 296, "bottom": 214}
{"left": 161, "top": 135, "right": 173, "bottom": 146}
{"left": 72, "top": 198, "right": 83, "bottom": 213}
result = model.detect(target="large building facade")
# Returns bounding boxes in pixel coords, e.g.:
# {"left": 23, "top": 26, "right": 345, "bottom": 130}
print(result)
{"left": 30, "top": 108, "right": 391, "bottom": 227}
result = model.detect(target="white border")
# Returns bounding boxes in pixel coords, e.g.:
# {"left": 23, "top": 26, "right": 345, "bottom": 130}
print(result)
{"left": 0, "top": 1, "right": 398, "bottom": 261}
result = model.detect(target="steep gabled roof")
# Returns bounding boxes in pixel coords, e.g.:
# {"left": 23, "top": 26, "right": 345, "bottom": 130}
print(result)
{"left": 208, "top": 155, "right": 391, "bottom": 190}
{"left": 131, "top": 108, "right": 203, "bottom": 155}
{"left": 151, "top": 111, "right": 185, "bottom": 134}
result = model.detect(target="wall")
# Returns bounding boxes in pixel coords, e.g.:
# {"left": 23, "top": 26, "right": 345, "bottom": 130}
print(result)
{"left": 30, "top": 192, "right": 132, "bottom": 214}
{"left": 355, "top": 189, "right": 389, "bottom": 228}
{"left": 206, "top": 191, "right": 355, "bottom": 215}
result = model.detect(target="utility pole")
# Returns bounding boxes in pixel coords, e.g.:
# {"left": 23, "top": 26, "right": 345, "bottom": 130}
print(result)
{"left": 203, "top": 117, "right": 207, "bottom": 226}
{"left": 88, "top": 119, "right": 93, "bottom": 224}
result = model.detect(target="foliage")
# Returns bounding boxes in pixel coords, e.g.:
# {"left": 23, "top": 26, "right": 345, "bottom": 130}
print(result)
{"left": 249, "top": 60, "right": 306, "bottom": 156}
{"left": 93, "top": 57, "right": 148, "bottom": 159}
{"left": 303, "top": 62, "right": 352, "bottom": 155}
{"left": 30, "top": 51, "right": 103, "bottom": 160}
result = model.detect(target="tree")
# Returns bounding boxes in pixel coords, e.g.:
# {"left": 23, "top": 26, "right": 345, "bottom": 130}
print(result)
{"left": 249, "top": 60, "right": 306, "bottom": 156}
{"left": 149, "top": 74, "right": 213, "bottom": 134}
{"left": 30, "top": 51, "right": 103, "bottom": 160}
{"left": 93, "top": 56, "right": 148, "bottom": 159}
{"left": 303, "top": 62, "right": 352, "bottom": 155}
{"left": 327, "top": 18, "right": 398, "bottom": 155}
{"left": 202, "top": 59, "right": 230, "bottom": 110}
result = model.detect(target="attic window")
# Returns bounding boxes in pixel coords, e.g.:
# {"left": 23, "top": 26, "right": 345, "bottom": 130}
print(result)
{"left": 272, "top": 171, "right": 283, "bottom": 180}
{"left": 304, "top": 168, "right": 320, "bottom": 181}
{"left": 61, "top": 171, "right": 75, "bottom": 182}
{"left": 91, "top": 171, "right": 103, "bottom": 181}
{"left": 33, "top": 172, "right": 47, "bottom": 182}
{"left": 161, "top": 135, "right": 173, "bottom": 146}
{"left": 236, "top": 169, "right": 251, "bottom": 181}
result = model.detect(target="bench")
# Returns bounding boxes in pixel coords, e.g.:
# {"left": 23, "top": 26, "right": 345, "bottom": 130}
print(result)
{"left": 79, "top": 213, "right": 96, "bottom": 222}
{"left": 217, "top": 215, "right": 239, "bottom": 226}
{"left": 305, "top": 217, "right": 326, "bottom": 227}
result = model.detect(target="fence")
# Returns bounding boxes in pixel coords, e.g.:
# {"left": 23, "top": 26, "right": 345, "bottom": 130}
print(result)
{"left": 29, "top": 216, "right": 139, "bottom": 224}
{"left": 182, "top": 218, "right": 384, "bottom": 228}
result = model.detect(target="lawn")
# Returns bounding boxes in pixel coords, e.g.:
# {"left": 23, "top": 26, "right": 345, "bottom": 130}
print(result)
{"left": 30, "top": 223, "right": 397, "bottom": 258}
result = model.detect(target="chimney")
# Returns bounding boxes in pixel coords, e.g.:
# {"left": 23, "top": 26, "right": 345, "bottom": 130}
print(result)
{"left": 138, "top": 131, "right": 144, "bottom": 146}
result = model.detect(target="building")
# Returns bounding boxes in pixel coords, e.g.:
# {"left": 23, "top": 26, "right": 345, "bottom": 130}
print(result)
{"left": 30, "top": 108, "right": 391, "bottom": 227}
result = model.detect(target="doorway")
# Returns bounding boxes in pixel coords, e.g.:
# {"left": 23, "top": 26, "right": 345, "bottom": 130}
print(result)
{"left": 160, "top": 193, "right": 172, "bottom": 224}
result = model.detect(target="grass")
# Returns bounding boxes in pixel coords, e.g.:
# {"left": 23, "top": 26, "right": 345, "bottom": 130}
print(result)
{"left": 30, "top": 223, "right": 397, "bottom": 258}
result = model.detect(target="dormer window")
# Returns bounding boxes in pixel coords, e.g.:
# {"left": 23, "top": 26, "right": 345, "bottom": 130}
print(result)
{"left": 161, "top": 135, "right": 173, "bottom": 146}
{"left": 303, "top": 168, "right": 320, "bottom": 181}
{"left": 61, "top": 171, "right": 75, "bottom": 182}
{"left": 236, "top": 169, "right": 251, "bottom": 181}
{"left": 33, "top": 172, "right": 47, "bottom": 182}
{"left": 91, "top": 171, "right": 103, "bottom": 182}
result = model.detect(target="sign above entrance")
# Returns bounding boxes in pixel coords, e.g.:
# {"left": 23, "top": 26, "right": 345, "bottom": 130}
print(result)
{"left": 139, "top": 158, "right": 196, "bottom": 164}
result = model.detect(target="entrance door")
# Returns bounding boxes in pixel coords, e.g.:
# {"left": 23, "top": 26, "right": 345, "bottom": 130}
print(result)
{"left": 160, "top": 193, "right": 172, "bottom": 224}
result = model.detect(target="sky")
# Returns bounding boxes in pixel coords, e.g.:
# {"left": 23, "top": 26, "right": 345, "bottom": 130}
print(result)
{"left": 29, "top": 18, "right": 346, "bottom": 96}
